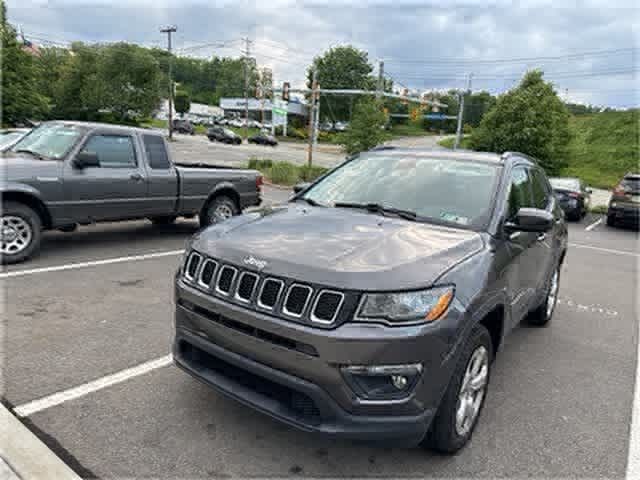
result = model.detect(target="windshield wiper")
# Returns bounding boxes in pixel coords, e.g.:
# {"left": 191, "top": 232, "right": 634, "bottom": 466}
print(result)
{"left": 14, "top": 149, "right": 47, "bottom": 160}
{"left": 333, "top": 202, "right": 419, "bottom": 221}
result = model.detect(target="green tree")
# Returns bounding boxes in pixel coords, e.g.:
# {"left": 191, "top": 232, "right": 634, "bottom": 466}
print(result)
{"left": 1, "top": 1, "right": 48, "bottom": 124}
{"left": 174, "top": 90, "right": 191, "bottom": 117}
{"left": 34, "top": 47, "right": 71, "bottom": 114}
{"left": 340, "top": 98, "right": 390, "bottom": 155}
{"left": 470, "top": 70, "right": 571, "bottom": 174}
{"left": 307, "top": 46, "right": 375, "bottom": 123}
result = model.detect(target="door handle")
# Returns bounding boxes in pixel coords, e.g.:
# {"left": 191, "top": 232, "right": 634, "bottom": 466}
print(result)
{"left": 130, "top": 173, "right": 143, "bottom": 182}
{"left": 537, "top": 233, "right": 547, "bottom": 242}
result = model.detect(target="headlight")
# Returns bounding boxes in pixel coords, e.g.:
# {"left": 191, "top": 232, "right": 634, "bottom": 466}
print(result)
{"left": 356, "top": 286, "right": 454, "bottom": 325}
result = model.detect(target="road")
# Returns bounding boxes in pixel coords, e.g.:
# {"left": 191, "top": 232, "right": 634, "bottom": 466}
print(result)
{"left": 2, "top": 184, "right": 638, "bottom": 478}
{"left": 170, "top": 132, "right": 445, "bottom": 168}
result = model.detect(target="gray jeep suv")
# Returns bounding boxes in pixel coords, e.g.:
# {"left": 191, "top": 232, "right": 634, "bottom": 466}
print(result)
{"left": 173, "top": 149, "right": 568, "bottom": 453}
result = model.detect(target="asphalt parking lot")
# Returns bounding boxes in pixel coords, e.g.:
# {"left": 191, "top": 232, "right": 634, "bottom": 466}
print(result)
{"left": 3, "top": 189, "right": 638, "bottom": 477}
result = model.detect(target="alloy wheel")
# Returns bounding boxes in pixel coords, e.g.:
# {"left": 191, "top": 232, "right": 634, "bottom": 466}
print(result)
{"left": 1, "top": 215, "right": 33, "bottom": 255}
{"left": 455, "top": 345, "right": 489, "bottom": 437}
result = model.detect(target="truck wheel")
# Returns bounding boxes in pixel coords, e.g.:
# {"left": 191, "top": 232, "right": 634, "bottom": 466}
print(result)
{"left": 150, "top": 216, "right": 177, "bottom": 226}
{"left": 425, "top": 323, "right": 492, "bottom": 454}
{"left": 1, "top": 202, "right": 43, "bottom": 264}
{"left": 527, "top": 265, "right": 560, "bottom": 326}
{"left": 201, "top": 196, "right": 239, "bottom": 228}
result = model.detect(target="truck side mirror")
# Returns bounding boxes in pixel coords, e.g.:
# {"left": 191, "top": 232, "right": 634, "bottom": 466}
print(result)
{"left": 73, "top": 151, "right": 100, "bottom": 169}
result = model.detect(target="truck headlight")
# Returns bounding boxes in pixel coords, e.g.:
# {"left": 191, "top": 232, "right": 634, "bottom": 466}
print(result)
{"left": 356, "top": 286, "right": 454, "bottom": 325}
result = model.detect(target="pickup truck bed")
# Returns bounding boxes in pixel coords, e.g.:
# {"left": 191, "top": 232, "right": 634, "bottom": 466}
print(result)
{"left": 0, "top": 121, "right": 263, "bottom": 264}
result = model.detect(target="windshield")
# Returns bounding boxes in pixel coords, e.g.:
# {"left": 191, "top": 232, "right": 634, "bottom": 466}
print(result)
{"left": 11, "top": 123, "right": 84, "bottom": 160}
{"left": 0, "top": 131, "right": 27, "bottom": 149}
{"left": 549, "top": 177, "right": 580, "bottom": 191}
{"left": 302, "top": 155, "right": 501, "bottom": 229}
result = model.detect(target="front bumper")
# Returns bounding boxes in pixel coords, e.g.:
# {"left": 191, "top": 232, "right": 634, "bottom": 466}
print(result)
{"left": 173, "top": 279, "right": 462, "bottom": 445}
{"left": 608, "top": 202, "right": 640, "bottom": 224}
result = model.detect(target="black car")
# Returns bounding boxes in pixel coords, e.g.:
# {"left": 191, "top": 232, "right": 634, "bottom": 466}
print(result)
{"left": 607, "top": 172, "right": 640, "bottom": 227}
{"left": 549, "top": 177, "right": 591, "bottom": 220}
{"left": 172, "top": 119, "right": 195, "bottom": 135}
{"left": 173, "top": 149, "right": 567, "bottom": 453}
{"left": 207, "top": 126, "right": 241, "bottom": 145}
{"left": 248, "top": 132, "right": 278, "bottom": 146}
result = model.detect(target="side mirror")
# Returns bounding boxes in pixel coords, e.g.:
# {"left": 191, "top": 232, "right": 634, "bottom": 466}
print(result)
{"left": 504, "top": 208, "right": 554, "bottom": 233}
{"left": 73, "top": 151, "right": 100, "bottom": 169}
{"left": 293, "top": 182, "right": 311, "bottom": 194}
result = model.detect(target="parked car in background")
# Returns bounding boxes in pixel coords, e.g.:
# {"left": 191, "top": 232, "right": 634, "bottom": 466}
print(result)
{"left": 207, "top": 126, "right": 242, "bottom": 144}
{"left": 334, "top": 121, "right": 348, "bottom": 131}
{"left": 0, "top": 128, "right": 31, "bottom": 152}
{"left": 549, "top": 177, "right": 591, "bottom": 220}
{"left": 172, "top": 119, "right": 195, "bottom": 135}
{"left": 248, "top": 132, "right": 278, "bottom": 146}
{"left": 607, "top": 172, "right": 640, "bottom": 227}
{"left": 248, "top": 120, "right": 262, "bottom": 129}
{"left": 173, "top": 149, "right": 567, "bottom": 453}
{"left": 0, "top": 121, "right": 262, "bottom": 264}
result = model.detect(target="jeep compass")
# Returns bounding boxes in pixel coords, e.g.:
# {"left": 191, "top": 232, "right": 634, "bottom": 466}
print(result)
{"left": 173, "top": 149, "right": 567, "bottom": 452}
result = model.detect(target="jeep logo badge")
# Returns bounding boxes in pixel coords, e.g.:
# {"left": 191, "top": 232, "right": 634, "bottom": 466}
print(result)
{"left": 243, "top": 255, "right": 267, "bottom": 270}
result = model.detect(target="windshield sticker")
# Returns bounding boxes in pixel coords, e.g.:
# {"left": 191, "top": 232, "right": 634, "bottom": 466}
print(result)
{"left": 440, "top": 212, "right": 469, "bottom": 225}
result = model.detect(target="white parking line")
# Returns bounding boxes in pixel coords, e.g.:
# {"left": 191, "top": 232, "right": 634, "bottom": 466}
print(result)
{"left": 585, "top": 217, "right": 603, "bottom": 231}
{"left": 14, "top": 355, "right": 173, "bottom": 417}
{"left": 0, "top": 250, "right": 185, "bottom": 279}
{"left": 568, "top": 242, "right": 639, "bottom": 257}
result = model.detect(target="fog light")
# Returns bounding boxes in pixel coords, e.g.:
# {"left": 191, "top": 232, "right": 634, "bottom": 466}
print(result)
{"left": 341, "top": 364, "right": 423, "bottom": 401}
{"left": 391, "top": 375, "right": 408, "bottom": 390}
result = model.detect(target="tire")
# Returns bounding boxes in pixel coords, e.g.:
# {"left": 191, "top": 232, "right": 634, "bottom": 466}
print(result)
{"left": 150, "top": 216, "right": 177, "bottom": 226}
{"left": 200, "top": 195, "right": 239, "bottom": 228}
{"left": 606, "top": 214, "right": 616, "bottom": 227}
{"left": 425, "top": 324, "right": 493, "bottom": 454}
{"left": 1, "top": 201, "right": 43, "bottom": 264}
{"left": 527, "top": 264, "right": 560, "bottom": 326}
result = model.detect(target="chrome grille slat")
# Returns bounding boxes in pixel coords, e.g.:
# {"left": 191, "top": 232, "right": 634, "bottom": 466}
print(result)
{"left": 215, "top": 265, "right": 238, "bottom": 295}
{"left": 311, "top": 290, "right": 345, "bottom": 325}
{"left": 197, "top": 259, "right": 218, "bottom": 289}
{"left": 235, "top": 272, "right": 259, "bottom": 303}
{"left": 283, "top": 284, "right": 313, "bottom": 318}
{"left": 257, "top": 278, "right": 284, "bottom": 310}
{"left": 184, "top": 253, "right": 202, "bottom": 281}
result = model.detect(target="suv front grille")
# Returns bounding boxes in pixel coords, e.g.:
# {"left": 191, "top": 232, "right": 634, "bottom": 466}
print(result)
{"left": 235, "top": 272, "right": 258, "bottom": 302}
{"left": 283, "top": 284, "right": 312, "bottom": 317}
{"left": 258, "top": 278, "right": 283, "bottom": 309}
{"left": 311, "top": 291, "right": 344, "bottom": 324}
{"left": 216, "top": 266, "right": 237, "bottom": 295}
{"left": 182, "top": 252, "right": 349, "bottom": 327}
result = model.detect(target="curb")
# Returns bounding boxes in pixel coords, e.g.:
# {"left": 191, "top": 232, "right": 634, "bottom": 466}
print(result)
{"left": 0, "top": 403, "right": 81, "bottom": 480}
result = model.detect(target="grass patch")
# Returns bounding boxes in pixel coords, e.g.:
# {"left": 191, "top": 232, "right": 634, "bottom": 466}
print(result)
{"left": 559, "top": 110, "right": 638, "bottom": 189}
{"left": 247, "top": 158, "right": 329, "bottom": 186}
{"left": 140, "top": 118, "right": 168, "bottom": 129}
{"left": 590, "top": 204, "right": 609, "bottom": 214}
{"left": 438, "top": 136, "right": 471, "bottom": 149}
{"left": 389, "top": 124, "right": 435, "bottom": 137}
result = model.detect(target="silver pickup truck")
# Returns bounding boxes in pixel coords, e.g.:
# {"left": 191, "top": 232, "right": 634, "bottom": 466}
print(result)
{"left": 0, "top": 121, "right": 262, "bottom": 264}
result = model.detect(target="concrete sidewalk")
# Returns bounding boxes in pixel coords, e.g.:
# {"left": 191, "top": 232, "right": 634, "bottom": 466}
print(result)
{"left": 0, "top": 403, "right": 80, "bottom": 480}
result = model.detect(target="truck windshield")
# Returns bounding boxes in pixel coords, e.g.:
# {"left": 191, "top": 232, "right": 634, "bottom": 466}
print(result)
{"left": 301, "top": 155, "right": 501, "bottom": 229}
{"left": 11, "top": 123, "right": 84, "bottom": 160}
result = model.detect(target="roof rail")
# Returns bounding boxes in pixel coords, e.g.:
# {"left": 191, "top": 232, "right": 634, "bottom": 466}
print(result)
{"left": 501, "top": 151, "right": 538, "bottom": 164}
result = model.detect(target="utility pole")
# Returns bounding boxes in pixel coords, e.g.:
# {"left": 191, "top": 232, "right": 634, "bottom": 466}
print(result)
{"left": 160, "top": 26, "right": 177, "bottom": 141}
{"left": 454, "top": 73, "right": 473, "bottom": 150}
{"left": 376, "top": 60, "right": 385, "bottom": 100}
{"left": 307, "top": 68, "right": 319, "bottom": 166}
{"left": 241, "top": 36, "right": 252, "bottom": 141}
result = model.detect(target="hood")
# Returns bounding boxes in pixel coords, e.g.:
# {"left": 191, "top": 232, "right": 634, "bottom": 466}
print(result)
{"left": 0, "top": 154, "right": 61, "bottom": 180}
{"left": 190, "top": 205, "right": 485, "bottom": 291}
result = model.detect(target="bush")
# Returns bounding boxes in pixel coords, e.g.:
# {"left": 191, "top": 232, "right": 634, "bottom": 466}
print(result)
{"left": 268, "top": 162, "right": 299, "bottom": 185}
{"left": 299, "top": 164, "right": 328, "bottom": 182}
{"left": 247, "top": 158, "right": 273, "bottom": 170}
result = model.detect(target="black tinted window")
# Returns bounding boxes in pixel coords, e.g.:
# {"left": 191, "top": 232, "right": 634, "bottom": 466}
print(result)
{"left": 508, "top": 167, "right": 534, "bottom": 218}
{"left": 143, "top": 134, "right": 170, "bottom": 169}
{"left": 530, "top": 168, "right": 551, "bottom": 209}
{"left": 81, "top": 135, "right": 136, "bottom": 168}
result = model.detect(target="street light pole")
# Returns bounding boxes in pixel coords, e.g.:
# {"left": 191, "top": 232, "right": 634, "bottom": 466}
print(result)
{"left": 160, "top": 26, "right": 177, "bottom": 141}
{"left": 307, "top": 68, "right": 319, "bottom": 167}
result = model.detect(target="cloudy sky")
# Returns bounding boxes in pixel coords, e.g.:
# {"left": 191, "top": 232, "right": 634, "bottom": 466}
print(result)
{"left": 7, "top": 0, "right": 639, "bottom": 108}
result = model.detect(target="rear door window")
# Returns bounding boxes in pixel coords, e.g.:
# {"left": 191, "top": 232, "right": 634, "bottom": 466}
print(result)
{"left": 143, "top": 134, "right": 171, "bottom": 169}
